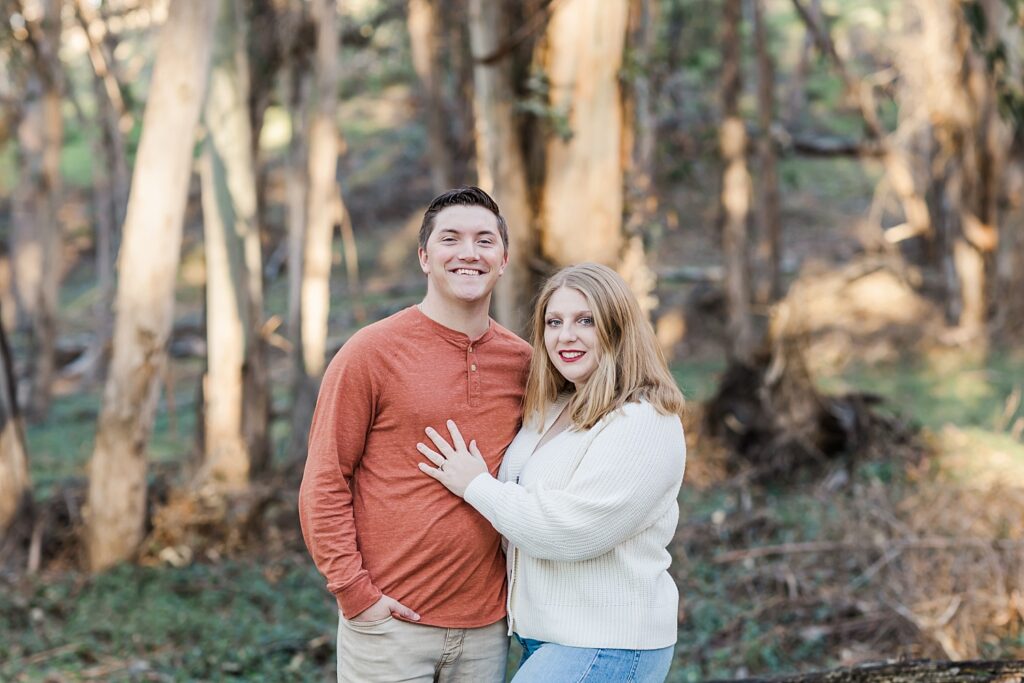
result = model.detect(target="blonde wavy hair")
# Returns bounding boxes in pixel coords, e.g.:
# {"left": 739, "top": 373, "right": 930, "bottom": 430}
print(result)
{"left": 523, "top": 263, "right": 685, "bottom": 430}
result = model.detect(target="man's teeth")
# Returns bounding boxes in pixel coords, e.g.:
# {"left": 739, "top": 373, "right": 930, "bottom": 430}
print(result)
{"left": 454, "top": 269, "right": 481, "bottom": 276}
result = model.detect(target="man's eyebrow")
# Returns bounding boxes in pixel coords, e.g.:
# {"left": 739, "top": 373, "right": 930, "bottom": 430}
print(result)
{"left": 437, "top": 227, "right": 499, "bottom": 235}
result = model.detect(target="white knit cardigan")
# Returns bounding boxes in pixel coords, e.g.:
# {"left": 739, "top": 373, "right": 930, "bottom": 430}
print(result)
{"left": 464, "top": 395, "right": 686, "bottom": 649}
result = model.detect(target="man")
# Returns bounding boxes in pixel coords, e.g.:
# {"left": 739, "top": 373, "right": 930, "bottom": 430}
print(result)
{"left": 299, "top": 187, "right": 531, "bottom": 682}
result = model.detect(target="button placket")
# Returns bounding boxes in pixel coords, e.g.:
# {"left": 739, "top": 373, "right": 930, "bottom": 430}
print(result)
{"left": 467, "top": 346, "right": 478, "bottom": 406}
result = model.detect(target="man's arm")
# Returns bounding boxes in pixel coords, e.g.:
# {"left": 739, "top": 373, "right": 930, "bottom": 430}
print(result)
{"left": 298, "top": 342, "right": 418, "bottom": 621}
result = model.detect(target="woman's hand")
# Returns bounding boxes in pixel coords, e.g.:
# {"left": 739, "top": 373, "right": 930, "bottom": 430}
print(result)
{"left": 417, "top": 419, "right": 489, "bottom": 498}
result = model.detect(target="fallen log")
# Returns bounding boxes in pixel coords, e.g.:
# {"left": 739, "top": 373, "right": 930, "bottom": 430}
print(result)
{"left": 718, "top": 659, "right": 1024, "bottom": 682}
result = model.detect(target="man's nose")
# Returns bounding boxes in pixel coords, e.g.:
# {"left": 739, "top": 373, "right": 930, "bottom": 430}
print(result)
{"left": 457, "top": 240, "right": 479, "bottom": 260}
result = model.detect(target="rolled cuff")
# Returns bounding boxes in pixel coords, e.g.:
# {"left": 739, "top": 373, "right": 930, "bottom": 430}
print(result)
{"left": 331, "top": 573, "right": 382, "bottom": 619}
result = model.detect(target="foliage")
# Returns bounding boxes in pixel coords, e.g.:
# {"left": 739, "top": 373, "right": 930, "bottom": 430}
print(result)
{"left": 0, "top": 557, "right": 336, "bottom": 682}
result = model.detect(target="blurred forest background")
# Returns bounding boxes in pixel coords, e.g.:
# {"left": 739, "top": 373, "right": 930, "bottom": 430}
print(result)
{"left": 1, "top": 0, "right": 1023, "bottom": 680}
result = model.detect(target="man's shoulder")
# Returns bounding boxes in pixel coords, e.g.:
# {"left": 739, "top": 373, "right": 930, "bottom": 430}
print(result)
{"left": 488, "top": 321, "right": 532, "bottom": 355}
{"left": 327, "top": 307, "right": 424, "bottom": 366}
{"left": 341, "top": 307, "right": 422, "bottom": 346}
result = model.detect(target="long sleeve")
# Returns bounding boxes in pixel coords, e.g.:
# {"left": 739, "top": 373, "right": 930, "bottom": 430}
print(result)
{"left": 464, "top": 402, "right": 685, "bottom": 562}
{"left": 298, "top": 338, "right": 383, "bottom": 617}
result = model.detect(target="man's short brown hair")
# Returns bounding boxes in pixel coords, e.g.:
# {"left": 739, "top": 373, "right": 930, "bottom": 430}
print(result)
{"left": 418, "top": 186, "right": 509, "bottom": 252}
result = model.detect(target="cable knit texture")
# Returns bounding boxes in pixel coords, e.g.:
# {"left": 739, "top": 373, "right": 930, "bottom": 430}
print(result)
{"left": 464, "top": 396, "right": 686, "bottom": 649}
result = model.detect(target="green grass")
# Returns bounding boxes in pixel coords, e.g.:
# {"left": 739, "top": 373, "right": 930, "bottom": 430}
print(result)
{"left": 822, "top": 351, "right": 1024, "bottom": 431}
{"left": 0, "top": 557, "right": 336, "bottom": 682}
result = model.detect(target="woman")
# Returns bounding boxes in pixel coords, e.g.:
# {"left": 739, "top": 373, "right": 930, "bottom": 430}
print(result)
{"left": 417, "top": 263, "right": 686, "bottom": 682}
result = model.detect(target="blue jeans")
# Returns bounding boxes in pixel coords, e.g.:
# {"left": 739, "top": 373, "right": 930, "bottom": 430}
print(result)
{"left": 512, "top": 634, "right": 673, "bottom": 682}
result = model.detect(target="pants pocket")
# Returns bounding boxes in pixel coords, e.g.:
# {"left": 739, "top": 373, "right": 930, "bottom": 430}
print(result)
{"left": 344, "top": 614, "right": 394, "bottom": 633}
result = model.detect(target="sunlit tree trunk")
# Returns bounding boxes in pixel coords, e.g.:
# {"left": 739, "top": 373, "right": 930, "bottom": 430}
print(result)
{"left": 468, "top": 0, "right": 534, "bottom": 335}
{"left": 719, "top": 0, "right": 756, "bottom": 362}
{"left": 84, "top": 0, "right": 217, "bottom": 572}
{"left": 299, "top": 0, "right": 341, "bottom": 381}
{"left": 291, "top": 0, "right": 342, "bottom": 460}
{"left": 199, "top": 0, "right": 269, "bottom": 488}
{"left": 753, "top": 0, "right": 781, "bottom": 304}
{"left": 0, "top": 304, "right": 30, "bottom": 540}
{"left": 537, "top": 0, "right": 630, "bottom": 267}
{"left": 897, "top": 0, "right": 1002, "bottom": 342}
{"left": 409, "top": 0, "right": 453, "bottom": 194}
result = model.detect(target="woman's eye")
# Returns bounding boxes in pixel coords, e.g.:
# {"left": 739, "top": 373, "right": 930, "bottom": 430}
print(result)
{"left": 546, "top": 319, "right": 561, "bottom": 327}
{"left": 579, "top": 317, "right": 594, "bottom": 326}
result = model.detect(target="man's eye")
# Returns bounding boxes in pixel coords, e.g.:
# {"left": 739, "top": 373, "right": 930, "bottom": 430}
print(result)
{"left": 441, "top": 237, "right": 457, "bottom": 243}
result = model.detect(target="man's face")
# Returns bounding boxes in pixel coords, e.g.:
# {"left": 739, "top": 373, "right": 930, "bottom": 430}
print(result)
{"left": 418, "top": 205, "right": 508, "bottom": 306}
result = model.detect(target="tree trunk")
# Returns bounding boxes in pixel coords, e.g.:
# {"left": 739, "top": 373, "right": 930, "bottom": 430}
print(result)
{"left": 10, "top": 0, "right": 63, "bottom": 420}
{"left": 753, "top": 0, "right": 782, "bottom": 304}
{"left": 718, "top": 0, "right": 756, "bottom": 363}
{"left": 284, "top": 57, "right": 312, "bottom": 348}
{"left": 619, "top": 0, "right": 658, "bottom": 319}
{"left": 198, "top": 0, "right": 268, "bottom": 488}
{"left": 75, "top": 0, "right": 131, "bottom": 382}
{"left": 84, "top": 0, "right": 217, "bottom": 572}
{"left": 408, "top": 0, "right": 453, "bottom": 194}
{"left": 467, "top": 0, "right": 534, "bottom": 335}
{"left": 783, "top": 0, "right": 818, "bottom": 126}
{"left": 299, "top": 0, "right": 341, "bottom": 381}
{"left": 538, "top": 0, "right": 630, "bottom": 267}
{"left": 291, "top": 0, "right": 342, "bottom": 461}
{"left": 0, "top": 302, "right": 30, "bottom": 540}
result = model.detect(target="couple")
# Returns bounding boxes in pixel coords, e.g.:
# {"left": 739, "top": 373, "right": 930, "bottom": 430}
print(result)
{"left": 299, "top": 187, "right": 687, "bottom": 682}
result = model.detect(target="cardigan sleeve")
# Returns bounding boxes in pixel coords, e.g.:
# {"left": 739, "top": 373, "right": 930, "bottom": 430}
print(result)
{"left": 464, "top": 402, "right": 686, "bottom": 562}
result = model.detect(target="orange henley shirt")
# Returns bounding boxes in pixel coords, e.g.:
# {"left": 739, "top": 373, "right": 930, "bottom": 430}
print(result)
{"left": 299, "top": 306, "right": 531, "bottom": 627}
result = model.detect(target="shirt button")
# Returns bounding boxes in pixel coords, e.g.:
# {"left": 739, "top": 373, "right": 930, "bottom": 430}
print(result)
{"left": 471, "top": 364, "right": 477, "bottom": 371}
{"left": 468, "top": 346, "right": 474, "bottom": 353}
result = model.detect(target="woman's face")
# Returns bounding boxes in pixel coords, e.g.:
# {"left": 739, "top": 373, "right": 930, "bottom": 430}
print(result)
{"left": 544, "top": 287, "right": 600, "bottom": 386}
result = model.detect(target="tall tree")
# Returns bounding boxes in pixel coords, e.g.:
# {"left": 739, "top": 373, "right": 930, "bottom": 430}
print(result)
{"left": 74, "top": 0, "right": 131, "bottom": 382}
{"left": 753, "top": 0, "right": 781, "bottom": 303}
{"left": 10, "top": 0, "right": 63, "bottom": 419}
{"left": 291, "top": 0, "right": 342, "bottom": 460}
{"left": 468, "top": 0, "right": 534, "bottom": 334}
{"left": 718, "top": 0, "right": 756, "bottom": 362}
{"left": 537, "top": 0, "right": 631, "bottom": 268}
{"left": 282, "top": 2, "right": 314, "bottom": 350}
{"left": 199, "top": 0, "right": 269, "bottom": 488}
{"left": 408, "top": 0, "right": 454, "bottom": 193}
{"left": 84, "top": 0, "right": 217, "bottom": 572}
{"left": 620, "top": 0, "right": 658, "bottom": 318}
{"left": 892, "top": 0, "right": 1005, "bottom": 341}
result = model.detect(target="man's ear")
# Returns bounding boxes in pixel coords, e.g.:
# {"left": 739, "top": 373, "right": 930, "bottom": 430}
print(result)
{"left": 417, "top": 247, "right": 430, "bottom": 274}
{"left": 499, "top": 246, "right": 509, "bottom": 275}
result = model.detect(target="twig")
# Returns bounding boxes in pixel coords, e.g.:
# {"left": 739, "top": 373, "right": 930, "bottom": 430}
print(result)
{"left": 15, "top": 642, "right": 80, "bottom": 667}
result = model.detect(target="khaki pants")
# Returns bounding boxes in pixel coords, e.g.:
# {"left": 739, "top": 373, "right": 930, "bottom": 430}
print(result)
{"left": 336, "top": 613, "right": 508, "bottom": 683}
